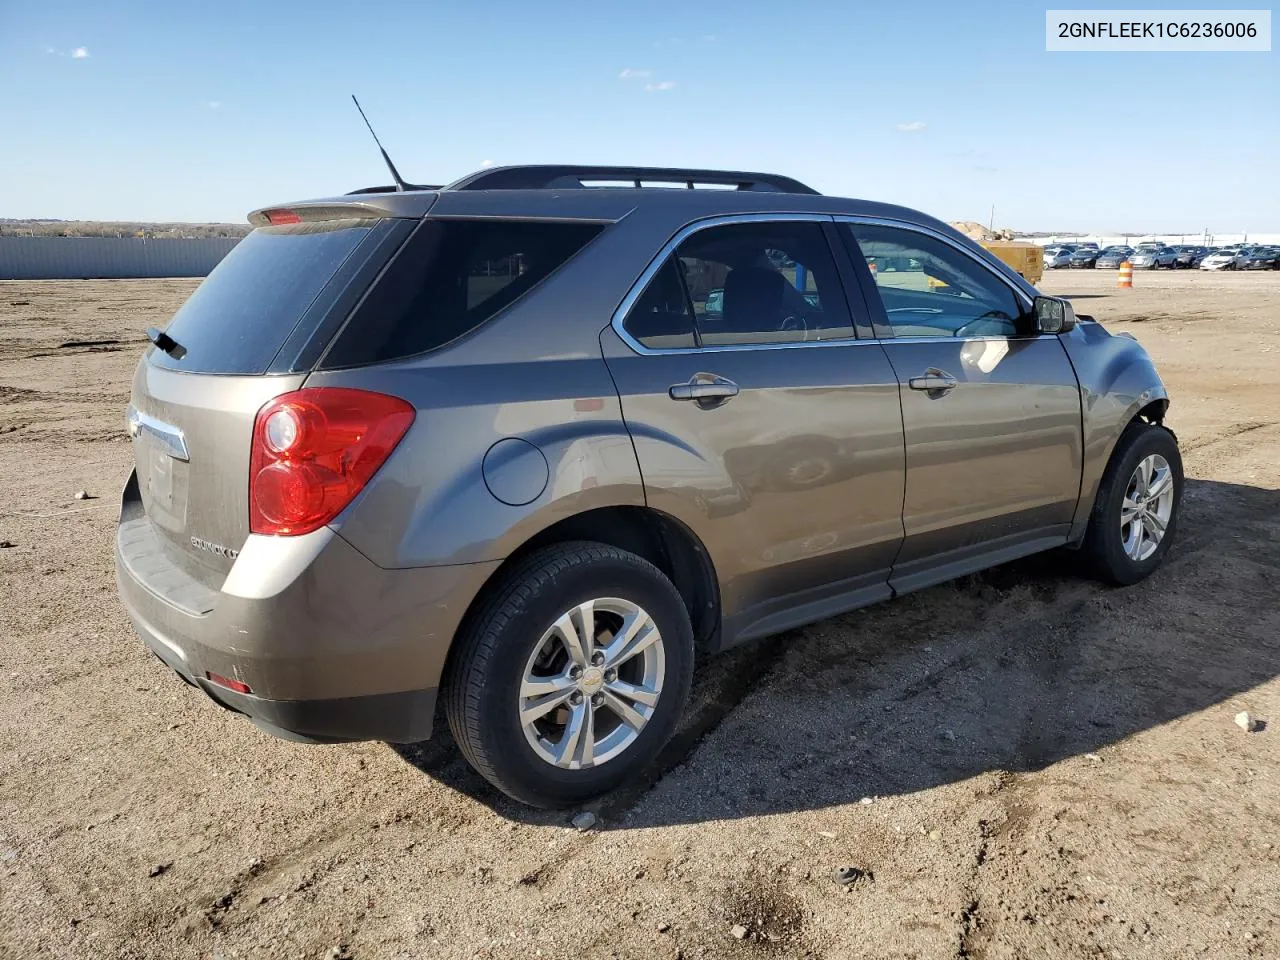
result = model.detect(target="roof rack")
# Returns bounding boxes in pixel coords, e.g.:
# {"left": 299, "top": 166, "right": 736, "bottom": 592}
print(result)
{"left": 442, "top": 165, "right": 819, "bottom": 195}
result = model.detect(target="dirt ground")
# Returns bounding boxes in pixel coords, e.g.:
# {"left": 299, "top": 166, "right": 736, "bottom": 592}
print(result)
{"left": 1, "top": 269, "right": 1276, "bottom": 960}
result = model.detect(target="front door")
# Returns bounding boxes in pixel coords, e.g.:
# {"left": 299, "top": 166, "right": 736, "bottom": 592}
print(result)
{"left": 602, "top": 217, "right": 905, "bottom": 644}
{"left": 838, "top": 221, "right": 1083, "bottom": 593}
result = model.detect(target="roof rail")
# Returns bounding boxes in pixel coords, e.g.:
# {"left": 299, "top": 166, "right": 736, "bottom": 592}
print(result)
{"left": 442, "top": 165, "right": 819, "bottom": 195}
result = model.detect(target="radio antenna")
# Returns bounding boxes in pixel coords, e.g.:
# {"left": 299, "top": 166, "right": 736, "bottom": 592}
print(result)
{"left": 351, "top": 95, "right": 409, "bottom": 192}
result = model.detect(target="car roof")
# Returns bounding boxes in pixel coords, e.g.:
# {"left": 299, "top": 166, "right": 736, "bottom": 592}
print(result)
{"left": 250, "top": 164, "right": 959, "bottom": 235}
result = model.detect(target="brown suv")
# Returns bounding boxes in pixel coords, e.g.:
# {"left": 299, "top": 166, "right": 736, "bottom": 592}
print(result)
{"left": 116, "top": 165, "right": 1181, "bottom": 807}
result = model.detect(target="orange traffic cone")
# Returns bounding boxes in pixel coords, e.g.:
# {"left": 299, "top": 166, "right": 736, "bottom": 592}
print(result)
{"left": 1117, "top": 261, "right": 1133, "bottom": 289}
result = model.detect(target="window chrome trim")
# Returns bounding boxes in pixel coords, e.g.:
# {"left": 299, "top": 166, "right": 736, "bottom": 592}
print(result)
{"left": 610, "top": 213, "right": 871, "bottom": 356}
{"left": 876, "top": 334, "right": 1057, "bottom": 345}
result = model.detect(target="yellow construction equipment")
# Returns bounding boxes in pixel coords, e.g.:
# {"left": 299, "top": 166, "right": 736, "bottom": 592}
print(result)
{"left": 978, "top": 239, "right": 1043, "bottom": 285}
{"left": 946, "top": 221, "right": 1044, "bottom": 286}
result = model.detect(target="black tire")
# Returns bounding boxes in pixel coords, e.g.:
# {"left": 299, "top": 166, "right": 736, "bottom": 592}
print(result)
{"left": 444, "top": 541, "right": 695, "bottom": 808}
{"left": 1081, "top": 421, "right": 1183, "bottom": 586}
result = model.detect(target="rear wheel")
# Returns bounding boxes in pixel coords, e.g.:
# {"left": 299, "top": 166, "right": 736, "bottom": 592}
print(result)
{"left": 444, "top": 542, "right": 694, "bottom": 808}
{"left": 1081, "top": 422, "right": 1182, "bottom": 585}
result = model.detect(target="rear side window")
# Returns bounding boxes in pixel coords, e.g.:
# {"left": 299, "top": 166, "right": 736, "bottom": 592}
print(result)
{"left": 621, "top": 220, "right": 855, "bottom": 349}
{"left": 679, "top": 221, "right": 853, "bottom": 346}
{"left": 321, "top": 218, "right": 603, "bottom": 367}
{"left": 622, "top": 258, "right": 697, "bottom": 350}
{"left": 151, "top": 219, "right": 377, "bottom": 375}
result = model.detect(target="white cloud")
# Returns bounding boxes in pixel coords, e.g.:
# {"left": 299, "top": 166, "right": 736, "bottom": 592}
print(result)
{"left": 645, "top": 80, "right": 677, "bottom": 92}
{"left": 618, "top": 68, "right": 650, "bottom": 80}
{"left": 71, "top": 46, "right": 89, "bottom": 59}
{"left": 480, "top": 159, "right": 494, "bottom": 168}
{"left": 205, "top": 100, "right": 222, "bottom": 110}
{"left": 896, "top": 121, "right": 926, "bottom": 132}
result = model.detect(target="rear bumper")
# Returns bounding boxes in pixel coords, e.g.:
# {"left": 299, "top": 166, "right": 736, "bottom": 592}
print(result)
{"left": 134, "top": 608, "right": 437, "bottom": 742}
{"left": 114, "top": 471, "right": 501, "bottom": 743}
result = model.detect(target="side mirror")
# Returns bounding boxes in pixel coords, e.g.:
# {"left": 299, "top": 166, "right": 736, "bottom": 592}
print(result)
{"left": 1033, "top": 295, "right": 1076, "bottom": 334}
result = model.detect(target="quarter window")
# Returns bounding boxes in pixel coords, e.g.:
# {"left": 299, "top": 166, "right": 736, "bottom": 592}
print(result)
{"left": 322, "top": 218, "right": 603, "bottom": 367}
{"left": 842, "top": 224, "right": 1030, "bottom": 338}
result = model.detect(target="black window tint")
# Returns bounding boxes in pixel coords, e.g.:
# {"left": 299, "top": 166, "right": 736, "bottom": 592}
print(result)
{"left": 845, "top": 224, "right": 1030, "bottom": 338}
{"left": 151, "top": 219, "right": 376, "bottom": 374}
{"left": 621, "top": 257, "right": 697, "bottom": 349}
{"left": 323, "top": 218, "right": 603, "bottom": 367}
{"left": 677, "top": 221, "right": 854, "bottom": 346}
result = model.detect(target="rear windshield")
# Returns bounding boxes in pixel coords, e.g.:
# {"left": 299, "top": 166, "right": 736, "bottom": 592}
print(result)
{"left": 319, "top": 218, "right": 603, "bottom": 368}
{"left": 150, "top": 219, "right": 377, "bottom": 375}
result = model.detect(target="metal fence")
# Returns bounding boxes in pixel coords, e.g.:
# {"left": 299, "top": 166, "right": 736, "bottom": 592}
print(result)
{"left": 0, "top": 236, "right": 241, "bottom": 280}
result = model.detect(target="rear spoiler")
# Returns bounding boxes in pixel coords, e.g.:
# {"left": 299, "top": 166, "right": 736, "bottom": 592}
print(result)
{"left": 247, "top": 193, "right": 437, "bottom": 227}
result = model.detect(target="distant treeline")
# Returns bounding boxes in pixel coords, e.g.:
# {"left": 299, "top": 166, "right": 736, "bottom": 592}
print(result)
{"left": 0, "top": 220, "right": 251, "bottom": 239}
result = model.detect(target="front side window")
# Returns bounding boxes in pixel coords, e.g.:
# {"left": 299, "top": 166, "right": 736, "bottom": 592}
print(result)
{"left": 843, "top": 224, "right": 1030, "bottom": 338}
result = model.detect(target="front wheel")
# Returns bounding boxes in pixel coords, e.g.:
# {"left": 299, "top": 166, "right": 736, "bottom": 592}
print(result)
{"left": 1081, "top": 422, "right": 1183, "bottom": 585}
{"left": 444, "top": 542, "right": 695, "bottom": 808}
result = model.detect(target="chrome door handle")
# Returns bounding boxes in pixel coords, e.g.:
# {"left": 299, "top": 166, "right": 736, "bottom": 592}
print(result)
{"left": 908, "top": 369, "right": 958, "bottom": 392}
{"left": 669, "top": 376, "right": 739, "bottom": 405}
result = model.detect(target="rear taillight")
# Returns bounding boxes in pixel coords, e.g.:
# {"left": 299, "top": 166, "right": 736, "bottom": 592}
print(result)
{"left": 249, "top": 388, "right": 415, "bottom": 536}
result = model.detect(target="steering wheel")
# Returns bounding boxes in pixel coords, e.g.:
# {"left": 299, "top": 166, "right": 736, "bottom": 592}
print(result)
{"left": 952, "top": 310, "right": 1014, "bottom": 338}
{"left": 780, "top": 314, "right": 809, "bottom": 340}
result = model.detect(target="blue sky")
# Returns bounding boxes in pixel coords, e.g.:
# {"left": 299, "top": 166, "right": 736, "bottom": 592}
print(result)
{"left": 1, "top": 0, "right": 1275, "bottom": 231}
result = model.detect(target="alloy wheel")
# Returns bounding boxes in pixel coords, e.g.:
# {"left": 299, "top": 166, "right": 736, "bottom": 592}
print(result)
{"left": 519, "top": 598, "right": 665, "bottom": 769}
{"left": 1120, "top": 453, "right": 1175, "bottom": 562}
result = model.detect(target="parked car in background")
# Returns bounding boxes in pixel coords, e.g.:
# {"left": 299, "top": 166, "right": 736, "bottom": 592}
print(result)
{"left": 1069, "top": 248, "right": 1100, "bottom": 268}
{"left": 1136, "top": 248, "right": 1172, "bottom": 271}
{"left": 1095, "top": 247, "right": 1135, "bottom": 269}
{"left": 1239, "top": 246, "right": 1280, "bottom": 270}
{"left": 1044, "top": 246, "right": 1076, "bottom": 269}
{"left": 113, "top": 163, "right": 1182, "bottom": 807}
{"left": 1173, "top": 246, "right": 1211, "bottom": 269}
{"left": 1200, "top": 249, "right": 1242, "bottom": 270}
{"left": 1130, "top": 246, "right": 1178, "bottom": 269}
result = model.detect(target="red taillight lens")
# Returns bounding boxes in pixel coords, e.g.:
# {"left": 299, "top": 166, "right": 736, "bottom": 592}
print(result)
{"left": 262, "top": 208, "right": 302, "bottom": 225}
{"left": 206, "top": 672, "right": 252, "bottom": 695}
{"left": 249, "top": 388, "right": 415, "bottom": 536}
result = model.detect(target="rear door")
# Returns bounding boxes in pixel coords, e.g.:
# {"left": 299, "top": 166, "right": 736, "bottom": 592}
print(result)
{"left": 837, "top": 219, "right": 1083, "bottom": 593}
{"left": 602, "top": 215, "right": 905, "bottom": 643}
{"left": 125, "top": 216, "right": 409, "bottom": 591}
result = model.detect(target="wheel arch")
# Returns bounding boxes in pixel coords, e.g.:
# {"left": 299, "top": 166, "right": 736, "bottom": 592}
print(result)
{"left": 1069, "top": 392, "right": 1173, "bottom": 543}
{"left": 440, "top": 505, "right": 722, "bottom": 694}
